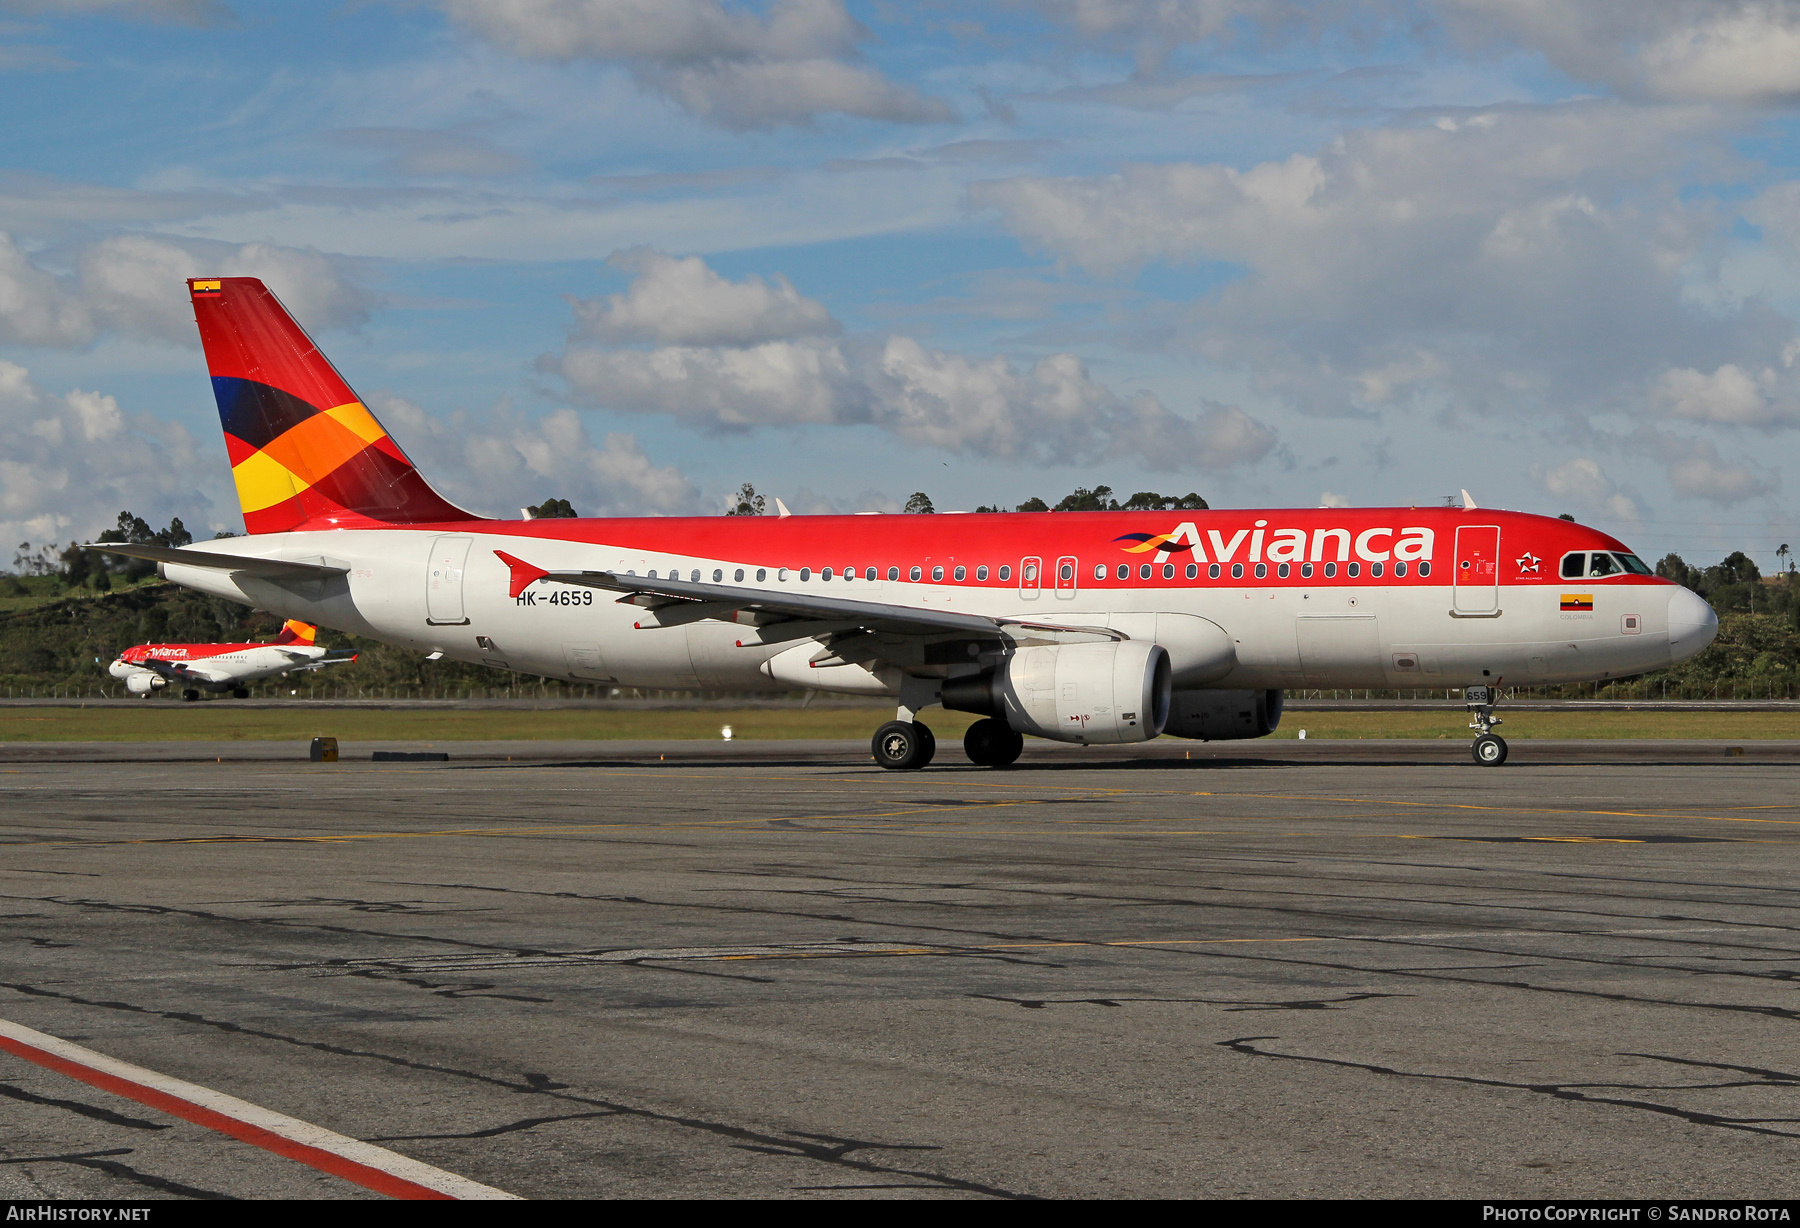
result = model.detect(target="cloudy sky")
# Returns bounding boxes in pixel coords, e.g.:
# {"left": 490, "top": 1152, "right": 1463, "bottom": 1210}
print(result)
{"left": 3, "top": 0, "right": 1800, "bottom": 568}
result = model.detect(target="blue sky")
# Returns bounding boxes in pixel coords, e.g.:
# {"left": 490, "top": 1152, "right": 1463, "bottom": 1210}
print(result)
{"left": 4, "top": 0, "right": 1800, "bottom": 570}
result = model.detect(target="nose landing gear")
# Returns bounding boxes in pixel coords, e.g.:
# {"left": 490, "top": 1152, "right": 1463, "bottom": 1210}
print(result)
{"left": 1466, "top": 684, "right": 1507, "bottom": 766}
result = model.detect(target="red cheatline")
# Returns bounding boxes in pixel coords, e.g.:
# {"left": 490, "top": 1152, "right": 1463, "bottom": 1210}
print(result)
{"left": 0, "top": 1017, "right": 518, "bottom": 1200}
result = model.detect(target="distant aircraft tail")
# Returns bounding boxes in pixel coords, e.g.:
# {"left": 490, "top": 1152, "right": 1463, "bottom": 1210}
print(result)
{"left": 188, "top": 278, "right": 481, "bottom": 535}
{"left": 274, "top": 619, "right": 317, "bottom": 646}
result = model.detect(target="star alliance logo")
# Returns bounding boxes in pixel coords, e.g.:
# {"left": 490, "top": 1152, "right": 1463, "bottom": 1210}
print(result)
{"left": 1516, "top": 552, "right": 1541, "bottom": 574}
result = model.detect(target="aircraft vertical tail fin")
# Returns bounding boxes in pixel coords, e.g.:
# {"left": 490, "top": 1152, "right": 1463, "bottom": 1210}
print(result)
{"left": 188, "top": 278, "right": 481, "bottom": 534}
{"left": 274, "top": 620, "right": 317, "bottom": 646}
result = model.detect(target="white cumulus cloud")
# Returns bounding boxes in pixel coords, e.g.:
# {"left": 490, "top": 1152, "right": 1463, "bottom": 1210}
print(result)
{"left": 546, "top": 251, "right": 1276, "bottom": 471}
{"left": 367, "top": 393, "right": 701, "bottom": 517}
{"left": 572, "top": 248, "right": 838, "bottom": 346}
{"left": 437, "top": 0, "right": 954, "bottom": 128}
{"left": 0, "top": 359, "right": 224, "bottom": 550}
{"left": 0, "top": 230, "right": 372, "bottom": 349}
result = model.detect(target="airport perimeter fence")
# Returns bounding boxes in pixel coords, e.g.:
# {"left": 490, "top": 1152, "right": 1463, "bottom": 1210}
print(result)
{"left": 8, "top": 679, "right": 1800, "bottom": 702}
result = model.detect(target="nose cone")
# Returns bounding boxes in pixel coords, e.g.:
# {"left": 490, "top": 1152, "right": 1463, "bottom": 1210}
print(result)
{"left": 1666, "top": 586, "right": 1718, "bottom": 666}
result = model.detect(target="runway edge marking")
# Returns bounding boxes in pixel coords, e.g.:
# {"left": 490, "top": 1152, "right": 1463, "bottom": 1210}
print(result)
{"left": 0, "top": 1016, "right": 518, "bottom": 1200}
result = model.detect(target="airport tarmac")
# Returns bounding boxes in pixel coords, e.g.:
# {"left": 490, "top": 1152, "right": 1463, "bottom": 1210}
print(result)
{"left": 2, "top": 738, "right": 1799, "bottom": 1199}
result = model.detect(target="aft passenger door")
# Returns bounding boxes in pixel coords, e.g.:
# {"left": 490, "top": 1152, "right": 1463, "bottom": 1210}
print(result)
{"left": 426, "top": 536, "right": 473, "bottom": 625}
{"left": 1452, "top": 525, "right": 1501, "bottom": 615}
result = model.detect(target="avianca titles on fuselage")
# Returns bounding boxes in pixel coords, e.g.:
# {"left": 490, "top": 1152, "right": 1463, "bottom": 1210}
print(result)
{"left": 90, "top": 277, "right": 1718, "bottom": 765}
{"left": 109, "top": 619, "right": 356, "bottom": 698}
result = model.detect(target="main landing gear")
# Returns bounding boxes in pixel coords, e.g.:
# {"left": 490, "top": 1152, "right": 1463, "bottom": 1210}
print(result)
{"left": 180, "top": 688, "right": 200, "bottom": 702}
{"left": 1465, "top": 684, "right": 1508, "bottom": 766}
{"left": 872, "top": 720, "right": 936, "bottom": 770}
{"left": 963, "top": 717, "right": 1024, "bottom": 768}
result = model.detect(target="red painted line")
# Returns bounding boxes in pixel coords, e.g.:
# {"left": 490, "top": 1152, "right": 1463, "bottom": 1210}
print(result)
{"left": 0, "top": 1024, "right": 516, "bottom": 1199}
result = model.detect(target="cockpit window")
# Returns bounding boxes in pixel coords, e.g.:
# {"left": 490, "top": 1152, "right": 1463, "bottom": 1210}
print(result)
{"left": 1561, "top": 549, "right": 1650, "bottom": 579}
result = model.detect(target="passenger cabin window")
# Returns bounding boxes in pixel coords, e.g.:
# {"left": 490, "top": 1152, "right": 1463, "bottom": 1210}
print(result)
{"left": 1117, "top": 564, "right": 1129, "bottom": 580}
{"left": 1418, "top": 561, "right": 1431, "bottom": 577}
{"left": 1231, "top": 563, "right": 1244, "bottom": 579}
{"left": 1347, "top": 562, "right": 1360, "bottom": 577}
{"left": 1393, "top": 561, "right": 1406, "bottom": 577}
{"left": 690, "top": 570, "right": 699, "bottom": 582}
{"left": 1186, "top": 563, "right": 1199, "bottom": 579}
{"left": 954, "top": 566, "right": 966, "bottom": 581}
{"left": 713, "top": 569, "right": 722, "bottom": 582}
{"left": 866, "top": 567, "right": 877, "bottom": 580}
{"left": 1301, "top": 562, "right": 1313, "bottom": 578}
{"left": 932, "top": 565, "right": 944, "bottom": 581}
{"left": 998, "top": 565, "right": 1011, "bottom": 581}
{"left": 1140, "top": 563, "right": 1152, "bottom": 580}
{"left": 734, "top": 569, "right": 745, "bottom": 582}
{"left": 887, "top": 567, "right": 899, "bottom": 581}
{"left": 1209, "top": 564, "right": 1221, "bottom": 579}
{"left": 821, "top": 567, "right": 833, "bottom": 580}
{"left": 755, "top": 568, "right": 766, "bottom": 582}
{"left": 1095, "top": 564, "right": 1107, "bottom": 580}
{"left": 1163, "top": 564, "right": 1175, "bottom": 579}
{"left": 977, "top": 566, "right": 988, "bottom": 581}
{"left": 1371, "top": 562, "right": 1383, "bottom": 578}
{"left": 1254, "top": 563, "right": 1266, "bottom": 579}
{"left": 800, "top": 568, "right": 811, "bottom": 581}
{"left": 1324, "top": 562, "right": 1337, "bottom": 578}
{"left": 1277, "top": 563, "right": 1290, "bottom": 578}
{"left": 910, "top": 566, "right": 922, "bottom": 581}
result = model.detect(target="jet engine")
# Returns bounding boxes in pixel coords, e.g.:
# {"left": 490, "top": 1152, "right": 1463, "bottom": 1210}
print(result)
{"left": 123, "top": 672, "right": 166, "bottom": 695}
{"left": 1162, "top": 688, "right": 1284, "bottom": 740}
{"left": 942, "top": 641, "right": 1172, "bottom": 745}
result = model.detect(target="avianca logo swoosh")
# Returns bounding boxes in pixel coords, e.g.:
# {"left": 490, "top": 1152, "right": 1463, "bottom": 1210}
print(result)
{"left": 1115, "top": 532, "right": 1195, "bottom": 555}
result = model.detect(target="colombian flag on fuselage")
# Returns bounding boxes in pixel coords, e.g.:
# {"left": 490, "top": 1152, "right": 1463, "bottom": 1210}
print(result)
{"left": 188, "top": 278, "right": 477, "bottom": 535}
{"left": 1560, "top": 594, "right": 1594, "bottom": 611}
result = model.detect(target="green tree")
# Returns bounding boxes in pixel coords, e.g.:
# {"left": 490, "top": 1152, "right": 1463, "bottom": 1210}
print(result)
{"left": 1015, "top": 497, "right": 1050, "bottom": 512}
{"left": 526, "top": 497, "right": 578, "bottom": 518}
{"left": 904, "top": 492, "right": 935, "bottom": 514}
{"left": 725, "top": 484, "right": 766, "bottom": 516}
{"left": 1054, "top": 486, "right": 1116, "bottom": 511}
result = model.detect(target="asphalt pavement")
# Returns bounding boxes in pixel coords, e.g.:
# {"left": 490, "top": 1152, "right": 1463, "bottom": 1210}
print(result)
{"left": 2, "top": 737, "right": 1799, "bottom": 1199}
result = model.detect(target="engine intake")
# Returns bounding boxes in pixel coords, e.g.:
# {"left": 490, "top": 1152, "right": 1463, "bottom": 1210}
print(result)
{"left": 1162, "top": 688, "right": 1284, "bottom": 741}
{"left": 943, "top": 641, "right": 1172, "bottom": 745}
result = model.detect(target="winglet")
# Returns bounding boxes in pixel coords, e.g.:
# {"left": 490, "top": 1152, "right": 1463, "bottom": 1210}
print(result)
{"left": 494, "top": 550, "right": 548, "bottom": 599}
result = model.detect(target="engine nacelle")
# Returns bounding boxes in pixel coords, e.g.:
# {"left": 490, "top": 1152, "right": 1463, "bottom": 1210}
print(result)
{"left": 123, "top": 672, "right": 165, "bottom": 695}
{"left": 1162, "top": 688, "right": 1284, "bottom": 741}
{"left": 943, "top": 641, "right": 1172, "bottom": 745}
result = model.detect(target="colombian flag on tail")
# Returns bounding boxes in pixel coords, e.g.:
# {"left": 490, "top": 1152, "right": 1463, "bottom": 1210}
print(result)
{"left": 188, "top": 278, "right": 479, "bottom": 535}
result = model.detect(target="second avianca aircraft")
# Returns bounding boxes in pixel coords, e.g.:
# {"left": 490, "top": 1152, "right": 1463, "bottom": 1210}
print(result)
{"left": 108, "top": 619, "right": 357, "bottom": 700}
{"left": 92, "top": 278, "right": 1718, "bottom": 767}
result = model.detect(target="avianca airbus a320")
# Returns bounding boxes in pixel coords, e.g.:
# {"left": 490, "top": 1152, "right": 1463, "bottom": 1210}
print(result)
{"left": 108, "top": 618, "right": 357, "bottom": 700}
{"left": 91, "top": 277, "right": 1718, "bottom": 767}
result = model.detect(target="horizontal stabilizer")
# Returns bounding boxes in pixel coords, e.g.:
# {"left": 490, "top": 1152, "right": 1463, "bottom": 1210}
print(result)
{"left": 84, "top": 544, "right": 349, "bottom": 581}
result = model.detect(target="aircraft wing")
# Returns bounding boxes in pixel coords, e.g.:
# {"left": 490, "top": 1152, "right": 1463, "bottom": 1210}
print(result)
{"left": 139, "top": 657, "right": 229, "bottom": 684}
{"left": 493, "top": 551, "right": 1123, "bottom": 646}
{"left": 84, "top": 543, "right": 348, "bottom": 582}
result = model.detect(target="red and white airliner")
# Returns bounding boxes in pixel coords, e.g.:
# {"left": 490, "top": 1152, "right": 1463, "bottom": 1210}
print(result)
{"left": 92, "top": 278, "right": 1717, "bottom": 766}
{"left": 108, "top": 619, "right": 357, "bottom": 701}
